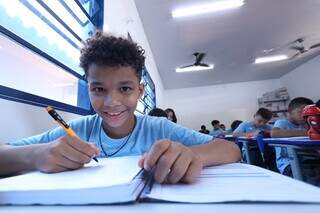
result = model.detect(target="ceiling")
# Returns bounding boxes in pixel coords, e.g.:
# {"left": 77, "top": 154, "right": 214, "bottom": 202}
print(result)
{"left": 134, "top": 0, "right": 320, "bottom": 89}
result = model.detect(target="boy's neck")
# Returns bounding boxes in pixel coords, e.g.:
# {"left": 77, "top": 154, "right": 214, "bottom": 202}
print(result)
{"left": 288, "top": 116, "right": 300, "bottom": 126}
{"left": 102, "top": 115, "right": 136, "bottom": 139}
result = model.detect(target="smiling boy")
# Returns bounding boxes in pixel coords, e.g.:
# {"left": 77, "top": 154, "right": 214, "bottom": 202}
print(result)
{"left": 0, "top": 32, "right": 240, "bottom": 183}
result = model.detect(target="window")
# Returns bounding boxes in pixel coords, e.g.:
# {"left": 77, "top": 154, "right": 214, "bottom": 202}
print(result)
{"left": 0, "top": 0, "right": 103, "bottom": 115}
{"left": 137, "top": 68, "right": 156, "bottom": 114}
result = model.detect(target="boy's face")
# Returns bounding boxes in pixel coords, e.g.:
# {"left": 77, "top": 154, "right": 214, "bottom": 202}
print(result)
{"left": 214, "top": 123, "right": 220, "bottom": 129}
{"left": 253, "top": 115, "right": 269, "bottom": 127}
{"left": 167, "top": 111, "right": 174, "bottom": 121}
{"left": 289, "top": 105, "right": 307, "bottom": 125}
{"left": 87, "top": 64, "right": 144, "bottom": 130}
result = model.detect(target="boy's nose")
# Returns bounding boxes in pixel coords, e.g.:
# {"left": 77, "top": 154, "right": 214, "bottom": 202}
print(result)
{"left": 104, "top": 91, "right": 121, "bottom": 106}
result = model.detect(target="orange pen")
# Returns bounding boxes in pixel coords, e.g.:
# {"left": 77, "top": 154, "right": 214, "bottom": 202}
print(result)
{"left": 46, "top": 106, "right": 98, "bottom": 162}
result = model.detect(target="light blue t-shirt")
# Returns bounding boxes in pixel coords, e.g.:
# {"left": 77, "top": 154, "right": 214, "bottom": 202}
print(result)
{"left": 273, "top": 118, "right": 307, "bottom": 174}
{"left": 233, "top": 121, "right": 272, "bottom": 134}
{"left": 9, "top": 114, "right": 213, "bottom": 157}
{"left": 209, "top": 128, "right": 224, "bottom": 137}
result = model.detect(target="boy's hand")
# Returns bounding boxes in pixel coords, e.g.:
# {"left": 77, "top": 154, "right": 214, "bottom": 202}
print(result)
{"left": 246, "top": 130, "right": 261, "bottom": 138}
{"left": 138, "top": 140, "right": 203, "bottom": 184}
{"left": 34, "top": 135, "right": 100, "bottom": 173}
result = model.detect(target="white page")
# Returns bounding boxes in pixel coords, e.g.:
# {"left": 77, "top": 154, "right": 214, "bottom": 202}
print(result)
{"left": 147, "top": 163, "right": 320, "bottom": 203}
{"left": 0, "top": 155, "right": 142, "bottom": 191}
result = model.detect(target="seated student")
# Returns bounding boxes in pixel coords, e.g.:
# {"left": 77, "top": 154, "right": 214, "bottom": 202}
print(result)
{"left": 220, "top": 124, "right": 226, "bottom": 131}
{"left": 233, "top": 108, "right": 273, "bottom": 138}
{"left": 0, "top": 32, "right": 240, "bottom": 183}
{"left": 271, "top": 97, "right": 314, "bottom": 176}
{"left": 231, "top": 120, "right": 243, "bottom": 132}
{"left": 233, "top": 108, "right": 273, "bottom": 168}
{"left": 165, "top": 108, "right": 177, "bottom": 123}
{"left": 199, "top": 125, "right": 210, "bottom": 134}
{"left": 148, "top": 108, "right": 167, "bottom": 118}
{"left": 209, "top": 120, "right": 224, "bottom": 137}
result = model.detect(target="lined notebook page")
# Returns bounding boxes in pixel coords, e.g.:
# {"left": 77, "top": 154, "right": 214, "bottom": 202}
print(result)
{"left": 0, "top": 155, "right": 142, "bottom": 191}
{"left": 147, "top": 163, "right": 320, "bottom": 203}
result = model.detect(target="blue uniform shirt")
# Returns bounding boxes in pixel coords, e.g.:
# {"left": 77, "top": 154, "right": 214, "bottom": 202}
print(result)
{"left": 273, "top": 118, "right": 307, "bottom": 174}
{"left": 209, "top": 128, "right": 224, "bottom": 137}
{"left": 233, "top": 121, "right": 272, "bottom": 133}
{"left": 9, "top": 114, "right": 213, "bottom": 157}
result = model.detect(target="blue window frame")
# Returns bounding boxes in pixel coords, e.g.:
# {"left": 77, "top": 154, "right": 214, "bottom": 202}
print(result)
{"left": 136, "top": 68, "right": 156, "bottom": 115}
{"left": 0, "top": 0, "right": 103, "bottom": 115}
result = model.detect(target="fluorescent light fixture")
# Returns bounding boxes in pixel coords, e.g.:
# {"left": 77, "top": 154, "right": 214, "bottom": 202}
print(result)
{"left": 172, "top": 0, "right": 245, "bottom": 18}
{"left": 176, "top": 65, "right": 214, "bottom": 73}
{"left": 254, "top": 55, "right": 288, "bottom": 64}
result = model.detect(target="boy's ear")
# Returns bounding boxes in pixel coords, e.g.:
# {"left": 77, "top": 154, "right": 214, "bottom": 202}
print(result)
{"left": 138, "top": 83, "right": 145, "bottom": 99}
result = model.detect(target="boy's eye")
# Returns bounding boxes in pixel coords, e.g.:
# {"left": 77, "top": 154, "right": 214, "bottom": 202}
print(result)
{"left": 120, "top": 86, "right": 132, "bottom": 93}
{"left": 92, "top": 87, "right": 104, "bottom": 92}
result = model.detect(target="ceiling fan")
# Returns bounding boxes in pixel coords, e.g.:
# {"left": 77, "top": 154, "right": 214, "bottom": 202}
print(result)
{"left": 289, "top": 38, "right": 320, "bottom": 59}
{"left": 262, "top": 37, "right": 320, "bottom": 60}
{"left": 176, "top": 52, "right": 214, "bottom": 72}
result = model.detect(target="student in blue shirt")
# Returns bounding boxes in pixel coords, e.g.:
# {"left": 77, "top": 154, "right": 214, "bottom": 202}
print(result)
{"left": 209, "top": 120, "right": 224, "bottom": 137}
{"left": 271, "top": 97, "right": 314, "bottom": 176}
{"left": 233, "top": 108, "right": 273, "bottom": 138}
{"left": 0, "top": 32, "right": 240, "bottom": 183}
{"left": 232, "top": 108, "right": 273, "bottom": 167}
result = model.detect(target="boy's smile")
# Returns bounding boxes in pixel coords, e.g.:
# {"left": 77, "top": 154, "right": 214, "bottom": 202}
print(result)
{"left": 87, "top": 64, "right": 144, "bottom": 138}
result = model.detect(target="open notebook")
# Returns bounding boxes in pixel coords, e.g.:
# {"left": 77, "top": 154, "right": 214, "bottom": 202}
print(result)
{"left": 1, "top": 156, "right": 320, "bottom": 205}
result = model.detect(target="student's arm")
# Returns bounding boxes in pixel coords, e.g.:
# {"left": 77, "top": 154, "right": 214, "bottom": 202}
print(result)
{"left": 232, "top": 122, "right": 260, "bottom": 138}
{"left": 139, "top": 139, "right": 240, "bottom": 184}
{"left": 270, "top": 127, "right": 308, "bottom": 138}
{"left": 0, "top": 135, "right": 99, "bottom": 177}
{"left": 232, "top": 131, "right": 260, "bottom": 138}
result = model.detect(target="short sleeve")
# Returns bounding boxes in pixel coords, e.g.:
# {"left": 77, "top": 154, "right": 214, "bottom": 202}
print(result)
{"left": 233, "top": 122, "right": 247, "bottom": 133}
{"left": 162, "top": 119, "right": 213, "bottom": 147}
{"left": 8, "top": 115, "right": 98, "bottom": 146}
{"left": 273, "top": 119, "right": 289, "bottom": 129}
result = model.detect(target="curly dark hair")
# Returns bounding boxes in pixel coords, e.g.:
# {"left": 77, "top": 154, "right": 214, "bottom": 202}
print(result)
{"left": 80, "top": 31, "right": 145, "bottom": 81}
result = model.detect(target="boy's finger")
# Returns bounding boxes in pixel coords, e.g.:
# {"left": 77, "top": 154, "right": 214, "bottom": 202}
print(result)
{"left": 181, "top": 160, "right": 202, "bottom": 184}
{"left": 59, "top": 142, "right": 91, "bottom": 164}
{"left": 88, "top": 143, "right": 100, "bottom": 156}
{"left": 138, "top": 153, "right": 147, "bottom": 168}
{"left": 166, "top": 152, "right": 191, "bottom": 184}
{"left": 154, "top": 144, "right": 181, "bottom": 183}
{"left": 144, "top": 140, "right": 171, "bottom": 170}
{"left": 64, "top": 135, "right": 97, "bottom": 158}
{"left": 55, "top": 153, "right": 84, "bottom": 170}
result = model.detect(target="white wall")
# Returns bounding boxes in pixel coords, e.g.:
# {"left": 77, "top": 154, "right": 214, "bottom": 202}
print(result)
{"left": 0, "top": 99, "right": 79, "bottom": 143}
{"left": 103, "top": 0, "right": 164, "bottom": 107}
{"left": 280, "top": 55, "right": 320, "bottom": 101}
{"left": 163, "top": 79, "right": 281, "bottom": 130}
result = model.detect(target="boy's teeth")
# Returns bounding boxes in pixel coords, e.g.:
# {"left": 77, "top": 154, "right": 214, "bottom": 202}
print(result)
{"left": 108, "top": 112, "right": 121, "bottom": 116}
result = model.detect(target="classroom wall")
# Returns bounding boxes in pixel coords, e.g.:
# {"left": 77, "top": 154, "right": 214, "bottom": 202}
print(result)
{"left": 162, "top": 79, "right": 281, "bottom": 131}
{"left": 0, "top": 99, "right": 80, "bottom": 143}
{"left": 103, "top": 0, "right": 164, "bottom": 107}
{"left": 280, "top": 54, "right": 320, "bottom": 101}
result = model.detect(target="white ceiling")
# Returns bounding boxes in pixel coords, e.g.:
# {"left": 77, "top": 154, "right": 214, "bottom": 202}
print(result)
{"left": 134, "top": 0, "right": 320, "bottom": 89}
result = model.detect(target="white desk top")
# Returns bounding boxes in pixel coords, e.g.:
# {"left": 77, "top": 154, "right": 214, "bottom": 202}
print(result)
{"left": 2, "top": 203, "right": 320, "bottom": 213}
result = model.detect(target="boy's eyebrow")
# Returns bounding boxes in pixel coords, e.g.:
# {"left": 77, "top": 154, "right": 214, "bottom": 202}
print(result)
{"left": 89, "top": 81, "right": 103, "bottom": 85}
{"left": 118, "top": 80, "right": 135, "bottom": 85}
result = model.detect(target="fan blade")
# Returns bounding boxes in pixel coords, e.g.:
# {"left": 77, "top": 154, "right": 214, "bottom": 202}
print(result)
{"left": 290, "top": 46, "right": 305, "bottom": 52}
{"left": 198, "top": 63, "right": 209, "bottom": 67}
{"left": 262, "top": 37, "right": 305, "bottom": 53}
{"left": 310, "top": 43, "right": 320, "bottom": 49}
{"left": 195, "top": 53, "right": 205, "bottom": 65}
{"left": 290, "top": 52, "right": 301, "bottom": 59}
{"left": 179, "top": 64, "right": 194, "bottom": 69}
